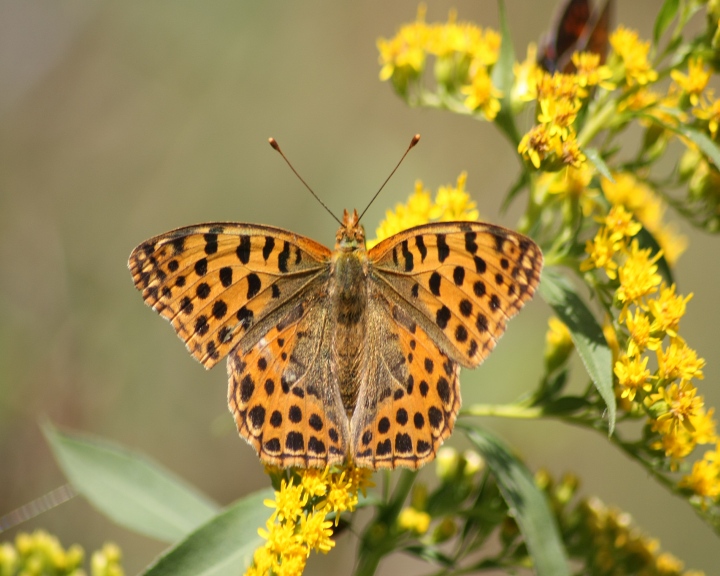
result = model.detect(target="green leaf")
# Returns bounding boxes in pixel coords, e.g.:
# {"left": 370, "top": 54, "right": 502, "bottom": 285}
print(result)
{"left": 675, "top": 125, "right": 720, "bottom": 170}
{"left": 491, "top": 0, "right": 521, "bottom": 147}
{"left": 462, "top": 426, "right": 570, "bottom": 576}
{"left": 43, "top": 422, "right": 219, "bottom": 542}
{"left": 644, "top": 116, "right": 720, "bottom": 169}
{"left": 653, "top": 0, "right": 679, "bottom": 45}
{"left": 584, "top": 148, "right": 614, "bottom": 182}
{"left": 538, "top": 268, "right": 616, "bottom": 433}
{"left": 142, "top": 488, "right": 273, "bottom": 576}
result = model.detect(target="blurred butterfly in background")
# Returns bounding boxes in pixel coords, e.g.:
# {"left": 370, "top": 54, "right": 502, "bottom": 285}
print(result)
{"left": 538, "top": 0, "right": 613, "bottom": 73}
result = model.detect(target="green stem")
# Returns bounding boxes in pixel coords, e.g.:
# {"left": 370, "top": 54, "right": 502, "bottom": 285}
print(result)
{"left": 577, "top": 96, "right": 617, "bottom": 148}
{"left": 354, "top": 470, "right": 417, "bottom": 576}
{"left": 461, "top": 403, "right": 543, "bottom": 419}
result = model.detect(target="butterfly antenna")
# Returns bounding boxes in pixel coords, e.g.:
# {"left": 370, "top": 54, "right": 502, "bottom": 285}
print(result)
{"left": 358, "top": 134, "right": 420, "bottom": 222}
{"left": 269, "top": 138, "right": 343, "bottom": 226}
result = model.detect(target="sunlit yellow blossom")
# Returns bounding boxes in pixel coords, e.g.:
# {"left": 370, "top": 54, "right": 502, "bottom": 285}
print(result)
{"left": 614, "top": 354, "right": 651, "bottom": 401}
{"left": 655, "top": 552, "right": 684, "bottom": 573}
{"left": 300, "top": 467, "right": 330, "bottom": 498}
{"left": 652, "top": 224, "right": 687, "bottom": 267}
{"left": 617, "top": 86, "right": 660, "bottom": 113}
{"left": 651, "top": 427, "right": 696, "bottom": 462}
{"left": 561, "top": 137, "right": 586, "bottom": 168}
{"left": 657, "top": 339, "right": 705, "bottom": 382}
{"left": 570, "top": 52, "right": 614, "bottom": 89}
{"left": 518, "top": 124, "right": 562, "bottom": 169}
{"left": 323, "top": 470, "right": 359, "bottom": 522}
{"left": 468, "top": 27, "right": 501, "bottom": 66}
{"left": 373, "top": 182, "right": 433, "bottom": 244}
{"left": 461, "top": 66, "right": 502, "bottom": 120}
{"left": 544, "top": 317, "right": 574, "bottom": 373}
{"left": 273, "top": 545, "right": 308, "bottom": 576}
{"left": 265, "top": 478, "right": 308, "bottom": 522}
{"left": 377, "top": 8, "right": 429, "bottom": 81}
{"left": 581, "top": 227, "right": 620, "bottom": 278}
{"left": 647, "top": 284, "right": 692, "bottom": 337}
{"left": 428, "top": 172, "right": 479, "bottom": 221}
{"left": 398, "top": 507, "right": 432, "bottom": 534}
{"left": 604, "top": 205, "right": 642, "bottom": 243}
{"left": 601, "top": 173, "right": 687, "bottom": 265}
{"left": 537, "top": 97, "right": 581, "bottom": 139}
{"left": 653, "top": 381, "right": 704, "bottom": 434}
{"left": 371, "top": 174, "right": 479, "bottom": 248}
{"left": 536, "top": 70, "right": 581, "bottom": 102}
{"left": 343, "top": 463, "right": 375, "bottom": 499}
{"left": 299, "top": 511, "right": 335, "bottom": 554}
{"left": 427, "top": 18, "right": 500, "bottom": 66}
{"left": 625, "top": 309, "right": 660, "bottom": 357}
{"left": 255, "top": 517, "right": 309, "bottom": 576}
{"left": 679, "top": 455, "right": 720, "bottom": 501}
{"left": 602, "top": 318, "right": 621, "bottom": 361}
{"left": 609, "top": 26, "right": 658, "bottom": 86}
{"left": 671, "top": 58, "right": 711, "bottom": 106}
{"left": 690, "top": 407, "right": 718, "bottom": 445}
{"left": 545, "top": 317, "right": 574, "bottom": 368}
{"left": 694, "top": 90, "right": 720, "bottom": 138}
{"left": 616, "top": 240, "right": 662, "bottom": 306}
{"left": 512, "top": 43, "right": 540, "bottom": 103}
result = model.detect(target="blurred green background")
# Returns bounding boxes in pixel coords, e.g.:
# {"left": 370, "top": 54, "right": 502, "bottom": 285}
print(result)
{"left": 1, "top": 1, "right": 719, "bottom": 574}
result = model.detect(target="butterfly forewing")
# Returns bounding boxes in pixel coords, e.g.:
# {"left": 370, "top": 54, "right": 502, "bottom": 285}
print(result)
{"left": 367, "top": 222, "right": 543, "bottom": 369}
{"left": 128, "top": 223, "right": 331, "bottom": 369}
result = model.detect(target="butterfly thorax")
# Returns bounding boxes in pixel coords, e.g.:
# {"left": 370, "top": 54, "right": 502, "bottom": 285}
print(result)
{"left": 331, "top": 209, "right": 369, "bottom": 415}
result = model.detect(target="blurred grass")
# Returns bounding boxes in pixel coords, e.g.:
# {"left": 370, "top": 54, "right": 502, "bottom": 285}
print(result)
{"left": 1, "top": 1, "right": 718, "bottom": 574}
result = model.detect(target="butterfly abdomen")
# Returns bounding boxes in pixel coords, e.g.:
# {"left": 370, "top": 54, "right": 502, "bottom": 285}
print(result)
{"left": 331, "top": 250, "right": 368, "bottom": 416}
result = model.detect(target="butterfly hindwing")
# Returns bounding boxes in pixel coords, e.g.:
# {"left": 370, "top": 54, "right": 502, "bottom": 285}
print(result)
{"left": 228, "top": 296, "right": 350, "bottom": 468}
{"left": 128, "top": 223, "right": 332, "bottom": 369}
{"left": 368, "top": 222, "right": 543, "bottom": 369}
{"left": 350, "top": 298, "right": 460, "bottom": 469}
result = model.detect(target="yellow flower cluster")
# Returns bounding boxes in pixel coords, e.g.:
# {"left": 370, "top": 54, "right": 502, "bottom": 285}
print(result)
{"left": 518, "top": 53, "right": 611, "bottom": 170}
{"left": 582, "top": 207, "right": 717, "bottom": 500}
{"left": 377, "top": 6, "right": 502, "bottom": 120}
{"left": 608, "top": 26, "right": 658, "bottom": 87}
{"left": 601, "top": 173, "right": 687, "bottom": 266}
{"left": 247, "top": 464, "right": 373, "bottom": 576}
{"left": 579, "top": 496, "right": 704, "bottom": 575}
{"left": 0, "top": 530, "right": 123, "bottom": 576}
{"left": 538, "top": 470, "right": 705, "bottom": 575}
{"left": 370, "top": 172, "right": 479, "bottom": 247}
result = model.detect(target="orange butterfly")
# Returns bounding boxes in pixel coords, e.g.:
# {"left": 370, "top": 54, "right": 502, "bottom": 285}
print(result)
{"left": 129, "top": 139, "right": 542, "bottom": 470}
{"left": 538, "top": 0, "right": 612, "bottom": 73}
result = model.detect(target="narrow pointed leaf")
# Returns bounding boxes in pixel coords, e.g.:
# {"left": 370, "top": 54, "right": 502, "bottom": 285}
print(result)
{"left": 584, "top": 148, "right": 613, "bottom": 182}
{"left": 654, "top": 0, "right": 679, "bottom": 45}
{"left": 43, "top": 422, "right": 219, "bottom": 542}
{"left": 539, "top": 268, "right": 616, "bottom": 433}
{"left": 463, "top": 426, "right": 570, "bottom": 576}
{"left": 643, "top": 116, "right": 720, "bottom": 169}
{"left": 142, "top": 488, "right": 274, "bottom": 576}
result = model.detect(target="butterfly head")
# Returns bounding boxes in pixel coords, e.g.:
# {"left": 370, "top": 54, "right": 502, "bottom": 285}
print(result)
{"left": 335, "top": 209, "right": 366, "bottom": 252}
